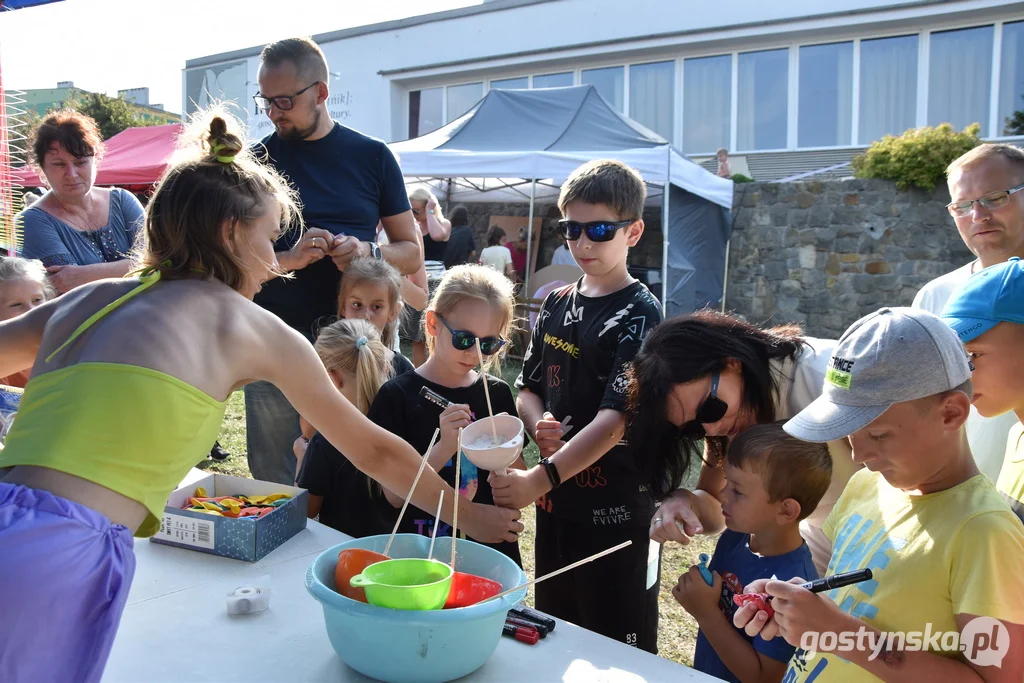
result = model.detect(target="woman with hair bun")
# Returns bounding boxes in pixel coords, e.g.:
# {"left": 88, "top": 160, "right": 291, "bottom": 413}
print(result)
{"left": 0, "top": 108, "right": 522, "bottom": 682}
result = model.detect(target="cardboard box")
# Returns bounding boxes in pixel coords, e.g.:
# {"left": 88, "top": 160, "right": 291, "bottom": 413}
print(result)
{"left": 151, "top": 473, "right": 308, "bottom": 561}
{"left": 0, "top": 384, "right": 23, "bottom": 444}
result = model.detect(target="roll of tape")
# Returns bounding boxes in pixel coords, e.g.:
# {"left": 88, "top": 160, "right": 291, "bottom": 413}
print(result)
{"left": 226, "top": 585, "right": 271, "bottom": 616}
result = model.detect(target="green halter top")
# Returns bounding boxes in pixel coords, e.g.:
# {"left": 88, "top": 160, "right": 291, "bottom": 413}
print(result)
{"left": 0, "top": 270, "right": 228, "bottom": 537}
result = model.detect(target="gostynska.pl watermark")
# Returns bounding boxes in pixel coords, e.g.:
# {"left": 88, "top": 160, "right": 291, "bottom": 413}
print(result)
{"left": 799, "top": 617, "right": 1009, "bottom": 667}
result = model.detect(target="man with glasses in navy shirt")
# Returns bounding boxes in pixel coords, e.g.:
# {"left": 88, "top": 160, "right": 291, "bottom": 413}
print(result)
{"left": 247, "top": 37, "right": 420, "bottom": 485}
{"left": 912, "top": 143, "right": 1024, "bottom": 486}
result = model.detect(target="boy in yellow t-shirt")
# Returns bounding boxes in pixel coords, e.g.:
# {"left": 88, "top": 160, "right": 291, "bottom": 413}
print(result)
{"left": 941, "top": 256, "right": 1024, "bottom": 523}
{"left": 733, "top": 307, "right": 1024, "bottom": 682}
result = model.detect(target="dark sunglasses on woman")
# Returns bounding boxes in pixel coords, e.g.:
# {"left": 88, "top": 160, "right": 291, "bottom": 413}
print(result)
{"left": 678, "top": 372, "right": 729, "bottom": 438}
{"left": 436, "top": 314, "right": 506, "bottom": 355}
{"left": 558, "top": 218, "right": 636, "bottom": 243}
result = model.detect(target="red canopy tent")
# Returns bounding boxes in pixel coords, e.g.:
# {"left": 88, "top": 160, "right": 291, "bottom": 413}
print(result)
{"left": 14, "top": 122, "right": 183, "bottom": 191}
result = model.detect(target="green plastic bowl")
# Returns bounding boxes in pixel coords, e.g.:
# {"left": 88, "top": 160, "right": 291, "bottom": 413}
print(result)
{"left": 350, "top": 558, "right": 453, "bottom": 610}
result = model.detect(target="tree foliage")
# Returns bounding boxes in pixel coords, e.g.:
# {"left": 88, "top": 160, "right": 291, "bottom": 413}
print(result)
{"left": 64, "top": 92, "right": 161, "bottom": 140}
{"left": 852, "top": 123, "right": 982, "bottom": 191}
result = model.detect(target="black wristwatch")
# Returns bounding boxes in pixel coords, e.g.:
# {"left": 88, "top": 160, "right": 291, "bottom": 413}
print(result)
{"left": 540, "top": 458, "right": 561, "bottom": 488}
{"left": 368, "top": 241, "right": 383, "bottom": 261}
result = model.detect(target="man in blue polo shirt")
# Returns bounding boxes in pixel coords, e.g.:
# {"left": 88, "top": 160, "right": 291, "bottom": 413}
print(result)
{"left": 247, "top": 36, "right": 420, "bottom": 485}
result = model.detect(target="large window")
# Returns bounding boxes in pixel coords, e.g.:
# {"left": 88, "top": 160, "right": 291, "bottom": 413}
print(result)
{"left": 859, "top": 35, "right": 918, "bottom": 144}
{"left": 737, "top": 49, "right": 788, "bottom": 150}
{"left": 533, "top": 72, "right": 573, "bottom": 88}
{"left": 408, "top": 87, "right": 443, "bottom": 138}
{"left": 490, "top": 77, "right": 528, "bottom": 90}
{"left": 446, "top": 82, "right": 483, "bottom": 123}
{"left": 999, "top": 21, "right": 1024, "bottom": 136}
{"left": 683, "top": 54, "right": 731, "bottom": 154}
{"left": 409, "top": 21, "right": 1023, "bottom": 150}
{"left": 629, "top": 61, "right": 675, "bottom": 141}
{"left": 929, "top": 26, "right": 994, "bottom": 133}
{"left": 582, "top": 66, "right": 624, "bottom": 112}
{"left": 799, "top": 42, "right": 853, "bottom": 147}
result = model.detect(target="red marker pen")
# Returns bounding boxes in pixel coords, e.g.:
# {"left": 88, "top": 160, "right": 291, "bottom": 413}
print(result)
{"left": 506, "top": 615, "right": 547, "bottom": 638}
{"left": 502, "top": 622, "right": 539, "bottom": 645}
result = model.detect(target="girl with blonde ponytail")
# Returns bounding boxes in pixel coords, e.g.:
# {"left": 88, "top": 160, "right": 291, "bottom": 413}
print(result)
{"left": 295, "top": 318, "right": 398, "bottom": 532}
{"left": 316, "top": 318, "right": 391, "bottom": 415}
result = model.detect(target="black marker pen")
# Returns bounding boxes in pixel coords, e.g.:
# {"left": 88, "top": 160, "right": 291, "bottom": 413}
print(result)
{"left": 419, "top": 385, "right": 452, "bottom": 409}
{"left": 419, "top": 385, "right": 476, "bottom": 420}
{"left": 801, "top": 568, "right": 873, "bottom": 593}
{"left": 509, "top": 606, "right": 556, "bottom": 633}
{"left": 764, "top": 568, "right": 873, "bottom": 604}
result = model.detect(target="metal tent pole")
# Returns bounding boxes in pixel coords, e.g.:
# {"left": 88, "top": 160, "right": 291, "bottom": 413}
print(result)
{"left": 721, "top": 238, "right": 731, "bottom": 313}
{"left": 660, "top": 183, "right": 670, "bottom": 317}
{"left": 524, "top": 178, "right": 537, "bottom": 298}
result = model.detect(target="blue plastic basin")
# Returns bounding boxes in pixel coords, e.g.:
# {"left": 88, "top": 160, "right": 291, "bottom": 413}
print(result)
{"left": 305, "top": 534, "right": 526, "bottom": 683}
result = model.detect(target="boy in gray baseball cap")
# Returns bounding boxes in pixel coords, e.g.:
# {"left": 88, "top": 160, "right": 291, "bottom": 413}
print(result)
{"left": 732, "top": 307, "right": 1024, "bottom": 681}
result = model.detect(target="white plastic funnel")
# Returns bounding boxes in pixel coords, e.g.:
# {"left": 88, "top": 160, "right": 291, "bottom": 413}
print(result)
{"left": 461, "top": 415, "right": 524, "bottom": 472}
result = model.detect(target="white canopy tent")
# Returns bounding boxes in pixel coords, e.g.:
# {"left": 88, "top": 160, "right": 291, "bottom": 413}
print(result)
{"left": 391, "top": 86, "right": 734, "bottom": 315}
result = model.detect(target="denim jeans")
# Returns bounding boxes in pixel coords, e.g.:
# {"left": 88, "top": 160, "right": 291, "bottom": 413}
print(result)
{"left": 243, "top": 380, "right": 301, "bottom": 485}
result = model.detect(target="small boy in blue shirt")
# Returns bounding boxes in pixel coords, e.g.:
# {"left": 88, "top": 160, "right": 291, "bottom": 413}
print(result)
{"left": 674, "top": 422, "right": 831, "bottom": 683}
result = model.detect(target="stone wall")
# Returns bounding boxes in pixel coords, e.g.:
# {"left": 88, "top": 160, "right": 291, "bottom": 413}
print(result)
{"left": 725, "top": 178, "right": 972, "bottom": 339}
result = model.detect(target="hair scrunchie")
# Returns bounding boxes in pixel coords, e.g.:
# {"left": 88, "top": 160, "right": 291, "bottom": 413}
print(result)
{"left": 355, "top": 335, "right": 369, "bottom": 350}
{"left": 210, "top": 141, "right": 236, "bottom": 164}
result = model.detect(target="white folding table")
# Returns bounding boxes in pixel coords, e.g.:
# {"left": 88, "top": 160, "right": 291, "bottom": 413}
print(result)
{"left": 103, "top": 515, "right": 718, "bottom": 682}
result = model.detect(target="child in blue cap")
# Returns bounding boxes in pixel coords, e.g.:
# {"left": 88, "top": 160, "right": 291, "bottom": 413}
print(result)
{"left": 941, "top": 256, "right": 1024, "bottom": 522}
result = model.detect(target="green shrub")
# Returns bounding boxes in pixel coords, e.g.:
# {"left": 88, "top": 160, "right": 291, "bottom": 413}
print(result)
{"left": 730, "top": 173, "right": 755, "bottom": 183}
{"left": 851, "top": 123, "right": 981, "bottom": 191}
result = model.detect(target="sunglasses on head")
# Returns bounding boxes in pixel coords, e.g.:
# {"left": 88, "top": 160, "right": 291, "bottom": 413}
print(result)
{"left": 436, "top": 314, "right": 505, "bottom": 356}
{"left": 678, "top": 372, "right": 729, "bottom": 438}
{"left": 558, "top": 219, "right": 635, "bottom": 243}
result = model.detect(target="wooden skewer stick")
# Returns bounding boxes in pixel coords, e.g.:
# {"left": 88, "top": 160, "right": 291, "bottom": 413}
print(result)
{"left": 451, "top": 427, "right": 462, "bottom": 569}
{"left": 483, "top": 540, "right": 633, "bottom": 603}
{"left": 383, "top": 427, "right": 440, "bottom": 557}
{"left": 428, "top": 490, "right": 444, "bottom": 561}
{"left": 474, "top": 338, "right": 500, "bottom": 444}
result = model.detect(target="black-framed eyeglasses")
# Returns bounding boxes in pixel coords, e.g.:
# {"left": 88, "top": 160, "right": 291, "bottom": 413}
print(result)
{"left": 436, "top": 314, "right": 506, "bottom": 355}
{"left": 946, "top": 183, "right": 1024, "bottom": 218}
{"left": 678, "top": 372, "right": 729, "bottom": 438}
{"left": 558, "top": 219, "right": 635, "bottom": 243}
{"left": 253, "top": 82, "right": 319, "bottom": 112}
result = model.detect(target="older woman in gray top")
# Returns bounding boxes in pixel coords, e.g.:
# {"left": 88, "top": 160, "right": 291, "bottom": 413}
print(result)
{"left": 18, "top": 110, "right": 144, "bottom": 295}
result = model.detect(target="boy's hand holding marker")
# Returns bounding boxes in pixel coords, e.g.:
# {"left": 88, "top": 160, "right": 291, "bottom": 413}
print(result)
{"left": 734, "top": 577, "right": 850, "bottom": 648}
{"left": 733, "top": 570, "right": 875, "bottom": 648}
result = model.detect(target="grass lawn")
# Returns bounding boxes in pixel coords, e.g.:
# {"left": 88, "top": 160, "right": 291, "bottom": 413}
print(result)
{"left": 201, "top": 356, "right": 716, "bottom": 667}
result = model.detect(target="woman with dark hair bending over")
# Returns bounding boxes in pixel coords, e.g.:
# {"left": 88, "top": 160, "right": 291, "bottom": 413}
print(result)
{"left": 627, "top": 310, "right": 858, "bottom": 574}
